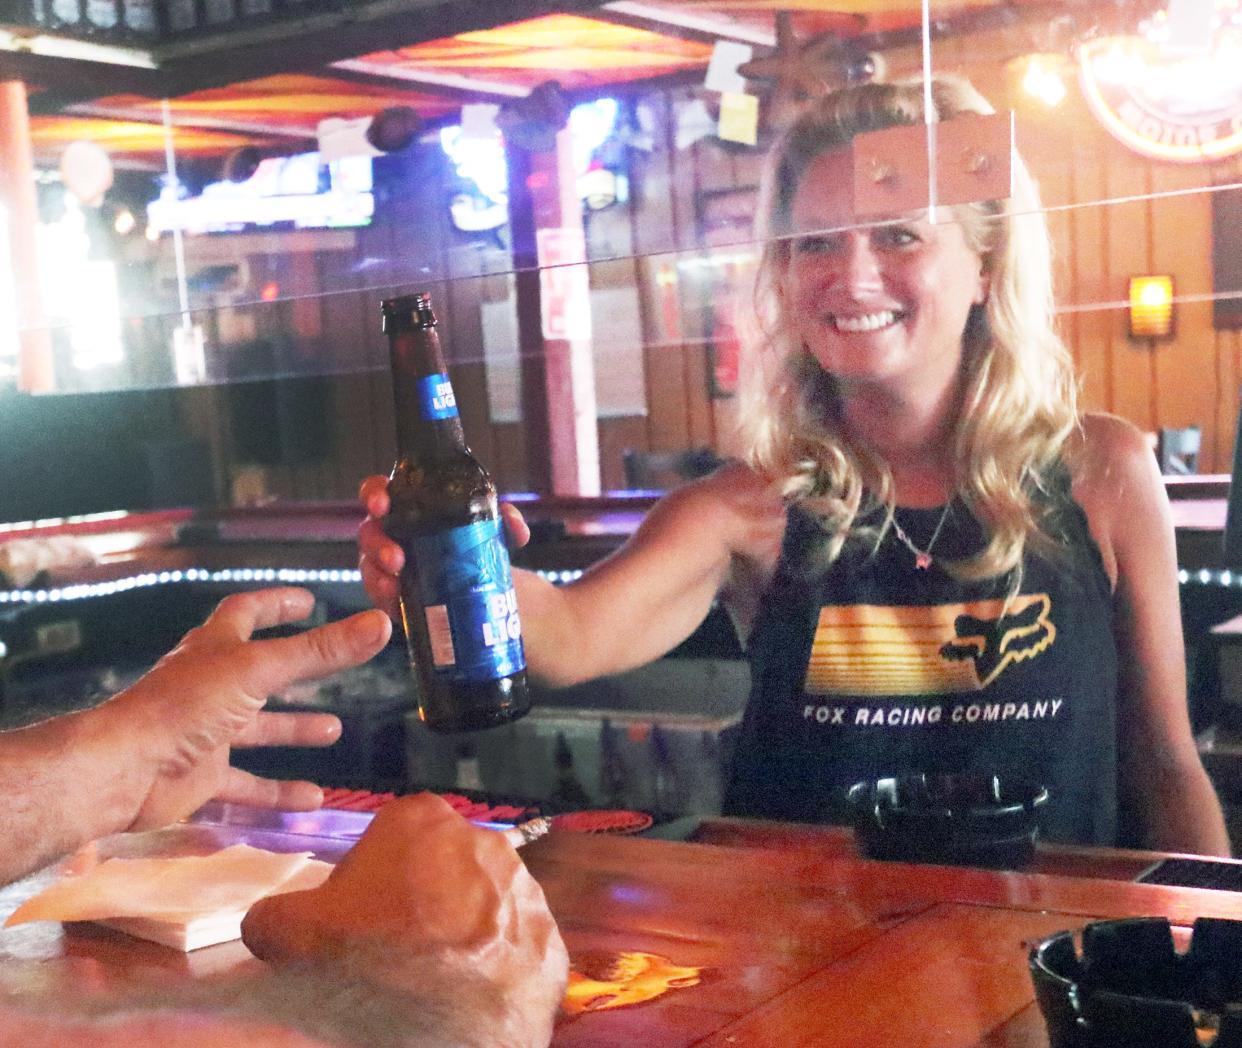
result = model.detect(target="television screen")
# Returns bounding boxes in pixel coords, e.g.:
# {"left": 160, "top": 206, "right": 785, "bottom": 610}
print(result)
{"left": 146, "top": 151, "right": 374, "bottom": 235}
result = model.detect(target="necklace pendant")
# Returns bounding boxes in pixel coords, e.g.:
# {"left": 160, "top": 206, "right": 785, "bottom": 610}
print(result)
{"left": 914, "top": 551, "right": 933, "bottom": 570}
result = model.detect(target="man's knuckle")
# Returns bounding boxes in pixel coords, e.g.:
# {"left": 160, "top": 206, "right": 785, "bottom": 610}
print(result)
{"left": 304, "top": 626, "right": 342, "bottom": 665}
{"left": 215, "top": 592, "right": 250, "bottom": 616}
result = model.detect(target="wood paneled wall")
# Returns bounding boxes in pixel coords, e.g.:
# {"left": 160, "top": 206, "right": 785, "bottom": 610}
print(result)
{"left": 1021, "top": 90, "right": 1242, "bottom": 474}
{"left": 942, "top": 43, "right": 1242, "bottom": 475}
{"left": 160, "top": 61, "right": 1242, "bottom": 505}
{"left": 170, "top": 88, "right": 754, "bottom": 502}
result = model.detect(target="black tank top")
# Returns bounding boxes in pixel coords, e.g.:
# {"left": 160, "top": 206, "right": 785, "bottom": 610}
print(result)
{"left": 723, "top": 477, "right": 1119, "bottom": 845}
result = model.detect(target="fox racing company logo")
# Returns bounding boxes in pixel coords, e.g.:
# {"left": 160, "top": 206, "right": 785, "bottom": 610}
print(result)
{"left": 939, "top": 594, "right": 1056, "bottom": 688}
{"left": 803, "top": 593, "right": 1057, "bottom": 696}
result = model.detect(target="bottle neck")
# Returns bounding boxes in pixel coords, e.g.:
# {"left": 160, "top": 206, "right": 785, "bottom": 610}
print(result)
{"left": 387, "top": 326, "right": 468, "bottom": 460}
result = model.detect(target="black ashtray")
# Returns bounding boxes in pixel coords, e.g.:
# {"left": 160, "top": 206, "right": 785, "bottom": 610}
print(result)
{"left": 1031, "top": 917, "right": 1242, "bottom": 1047}
{"left": 845, "top": 773, "right": 1048, "bottom": 868}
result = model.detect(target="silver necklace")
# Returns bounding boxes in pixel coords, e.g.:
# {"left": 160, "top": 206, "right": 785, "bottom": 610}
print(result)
{"left": 890, "top": 503, "right": 952, "bottom": 571}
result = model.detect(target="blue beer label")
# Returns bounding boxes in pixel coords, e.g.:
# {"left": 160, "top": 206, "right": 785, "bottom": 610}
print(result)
{"left": 408, "top": 518, "right": 526, "bottom": 684}
{"left": 417, "top": 374, "right": 458, "bottom": 420}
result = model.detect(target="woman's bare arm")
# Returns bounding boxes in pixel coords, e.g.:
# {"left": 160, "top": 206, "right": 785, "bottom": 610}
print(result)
{"left": 1077, "top": 414, "right": 1230, "bottom": 855}
{"left": 359, "top": 465, "right": 784, "bottom": 687}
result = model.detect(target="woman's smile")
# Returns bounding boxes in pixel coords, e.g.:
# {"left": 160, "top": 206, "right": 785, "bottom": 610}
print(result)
{"left": 826, "top": 309, "right": 908, "bottom": 334}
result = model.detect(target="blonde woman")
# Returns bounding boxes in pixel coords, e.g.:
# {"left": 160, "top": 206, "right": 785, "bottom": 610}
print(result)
{"left": 360, "top": 77, "right": 1227, "bottom": 855}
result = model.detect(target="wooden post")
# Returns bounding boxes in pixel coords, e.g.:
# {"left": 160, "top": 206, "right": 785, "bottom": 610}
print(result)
{"left": 509, "top": 127, "right": 601, "bottom": 497}
{"left": 0, "top": 80, "right": 54, "bottom": 393}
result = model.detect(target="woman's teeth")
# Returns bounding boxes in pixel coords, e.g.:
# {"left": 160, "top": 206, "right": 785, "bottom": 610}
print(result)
{"left": 831, "top": 310, "right": 901, "bottom": 333}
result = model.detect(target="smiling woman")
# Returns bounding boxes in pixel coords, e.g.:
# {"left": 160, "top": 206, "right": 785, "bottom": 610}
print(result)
{"left": 359, "top": 74, "right": 1231, "bottom": 860}
{"left": 714, "top": 76, "right": 1226, "bottom": 854}
{"left": 741, "top": 76, "right": 1072, "bottom": 570}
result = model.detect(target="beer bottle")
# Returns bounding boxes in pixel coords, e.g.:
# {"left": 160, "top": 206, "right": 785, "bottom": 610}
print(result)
{"left": 381, "top": 292, "right": 530, "bottom": 732}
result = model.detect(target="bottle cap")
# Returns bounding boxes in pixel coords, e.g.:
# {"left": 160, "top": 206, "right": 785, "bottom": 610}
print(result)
{"left": 381, "top": 293, "right": 436, "bottom": 332}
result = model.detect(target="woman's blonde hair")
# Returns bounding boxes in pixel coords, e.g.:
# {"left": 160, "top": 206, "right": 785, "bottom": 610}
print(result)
{"left": 737, "top": 75, "right": 1079, "bottom": 582}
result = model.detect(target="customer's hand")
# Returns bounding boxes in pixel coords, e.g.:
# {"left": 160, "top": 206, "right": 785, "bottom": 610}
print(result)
{"left": 243, "top": 792, "right": 568, "bottom": 1048}
{"left": 357, "top": 475, "right": 530, "bottom": 621}
{"left": 113, "top": 587, "right": 391, "bottom": 830}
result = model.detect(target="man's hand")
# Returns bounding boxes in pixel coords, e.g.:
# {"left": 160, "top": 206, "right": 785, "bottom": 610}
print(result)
{"left": 358, "top": 475, "right": 530, "bottom": 622}
{"left": 243, "top": 792, "right": 568, "bottom": 1048}
{"left": 0, "top": 796, "right": 567, "bottom": 1048}
{"left": 114, "top": 587, "right": 392, "bottom": 831}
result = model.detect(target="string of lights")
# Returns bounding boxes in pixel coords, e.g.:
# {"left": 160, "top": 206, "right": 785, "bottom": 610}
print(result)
{"left": 0, "top": 566, "right": 584, "bottom": 605}
{"left": 0, "top": 565, "right": 1230, "bottom": 604}
{"left": 1179, "top": 567, "right": 1242, "bottom": 588}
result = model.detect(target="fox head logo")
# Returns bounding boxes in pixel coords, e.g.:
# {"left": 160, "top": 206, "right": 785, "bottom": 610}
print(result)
{"left": 939, "top": 594, "right": 1056, "bottom": 688}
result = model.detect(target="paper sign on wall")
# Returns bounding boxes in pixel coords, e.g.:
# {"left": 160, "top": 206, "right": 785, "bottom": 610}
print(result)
{"left": 705, "top": 40, "right": 752, "bottom": 95}
{"left": 317, "top": 117, "right": 382, "bottom": 162}
{"left": 173, "top": 322, "right": 206, "bottom": 386}
{"left": 676, "top": 98, "right": 716, "bottom": 150}
{"left": 718, "top": 92, "right": 758, "bottom": 146}
{"left": 536, "top": 227, "right": 592, "bottom": 342}
{"left": 481, "top": 290, "right": 521, "bottom": 424}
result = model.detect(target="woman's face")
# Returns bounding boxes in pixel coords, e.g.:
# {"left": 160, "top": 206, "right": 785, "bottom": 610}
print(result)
{"left": 783, "top": 148, "right": 988, "bottom": 396}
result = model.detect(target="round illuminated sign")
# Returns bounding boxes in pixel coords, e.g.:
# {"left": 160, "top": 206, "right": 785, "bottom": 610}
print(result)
{"left": 1078, "top": 33, "right": 1242, "bottom": 163}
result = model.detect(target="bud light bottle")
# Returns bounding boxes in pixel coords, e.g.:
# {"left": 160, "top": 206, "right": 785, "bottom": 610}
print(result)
{"left": 381, "top": 292, "right": 530, "bottom": 732}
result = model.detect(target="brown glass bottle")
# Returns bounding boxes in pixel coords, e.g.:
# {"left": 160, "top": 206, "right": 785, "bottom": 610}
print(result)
{"left": 381, "top": 292, "right": 530, "bottom": 732}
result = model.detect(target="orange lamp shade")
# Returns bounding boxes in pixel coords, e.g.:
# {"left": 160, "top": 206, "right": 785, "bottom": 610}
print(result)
{"left": 1129, "top": 275, "right": 1175, "bottom": 340}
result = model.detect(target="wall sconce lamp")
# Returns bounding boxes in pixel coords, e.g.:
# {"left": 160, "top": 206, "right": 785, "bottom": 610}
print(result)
{"left": 1129, "top": 275, "right": 1176, "bottom": 340}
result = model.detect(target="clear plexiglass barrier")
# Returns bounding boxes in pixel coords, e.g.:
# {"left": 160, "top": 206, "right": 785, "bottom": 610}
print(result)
{"left": 3, "top": 0, "right": 1241, "bottom": 509}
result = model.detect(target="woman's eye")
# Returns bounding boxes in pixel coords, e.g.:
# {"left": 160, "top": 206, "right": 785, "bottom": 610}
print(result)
{"left": 876, "top": 226, "right": 918, "bottom": 247}
{"left": 794, "top": 234, "right": 839, "bottom": 255}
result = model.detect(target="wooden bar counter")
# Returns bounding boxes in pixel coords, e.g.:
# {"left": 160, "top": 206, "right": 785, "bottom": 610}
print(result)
{"left": 3, "top": 806, "right": 1242, "bottom": 1047}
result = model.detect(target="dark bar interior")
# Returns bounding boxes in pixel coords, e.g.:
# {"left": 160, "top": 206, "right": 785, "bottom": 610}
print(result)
{"left": 5, "top": 1, "right": 1242, "bottom": 1044}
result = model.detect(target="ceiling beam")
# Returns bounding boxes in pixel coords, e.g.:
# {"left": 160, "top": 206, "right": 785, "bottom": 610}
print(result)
{"left": 63, "top": 100, "right": 315, "bottom": 141}
{"left": 828, "top": 1, "right": 1056, "bottom": 57}
{"left": 328, "top": 60, "right": 529, "bottom": 100}
{"left": 4, "top": 0, "right": 614, "bottom": 105}
{"left": 0, "top": 49, "right": 163, "bottom": 101}
{"left": 156, "top": 0, "right": 612, "bottom": 97}
{"left": 28, "top": 47, "right": 704, "bottom": 154}
{"left": 596, "top": 1, "right": 776, "bottom": 47}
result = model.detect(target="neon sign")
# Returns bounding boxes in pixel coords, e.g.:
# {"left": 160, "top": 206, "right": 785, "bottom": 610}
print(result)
{"left": 1079, "top": 26, "right": 1242, "bottom": 163}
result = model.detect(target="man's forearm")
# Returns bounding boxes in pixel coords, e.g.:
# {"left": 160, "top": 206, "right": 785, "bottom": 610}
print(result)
{"left": 7, "top": 960, "right": 558, "bottom": 1048}
{"left": 225, "top": 964, "right": 545, "bottom": 1048}
{"left": 0, "top": 697, "right": 153, "bottom": 883}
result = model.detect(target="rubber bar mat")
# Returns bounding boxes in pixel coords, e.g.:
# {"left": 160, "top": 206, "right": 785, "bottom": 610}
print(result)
{"left": 1137, "top": 857, "right": 1242, "bottom": 891}
{"left": 320, "top": 787, "right": 535, "bottom": 823}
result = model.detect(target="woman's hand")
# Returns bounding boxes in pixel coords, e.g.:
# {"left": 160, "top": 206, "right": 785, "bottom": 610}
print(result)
{"left": 114, "top": 588, "right": 392, "bottom": 831}
{"left": 357, "top": 475, "right": 530, "bottom": 621}
{"left": 243, "top": 792, "right": 568, "bottom": 1048}
{"left": 361, "top": 465, "right": 764, "bottom": 688}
